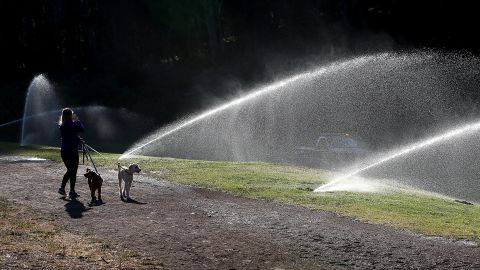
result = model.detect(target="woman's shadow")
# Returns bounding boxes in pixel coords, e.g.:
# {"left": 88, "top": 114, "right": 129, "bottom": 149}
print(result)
{"left": 61, "top": 197, "right": 90, "bottom": 218}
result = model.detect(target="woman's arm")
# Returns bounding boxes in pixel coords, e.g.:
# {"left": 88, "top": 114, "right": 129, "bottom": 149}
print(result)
{"left": 73, "top": 119, "right": 84, "bottom": 132}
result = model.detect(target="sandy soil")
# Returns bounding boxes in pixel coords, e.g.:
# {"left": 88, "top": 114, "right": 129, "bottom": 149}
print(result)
{"left": 0, "top": 156, "right": 479, "bottom": 269}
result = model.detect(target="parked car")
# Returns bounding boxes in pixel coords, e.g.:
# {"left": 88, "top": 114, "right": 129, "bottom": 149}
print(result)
{"left": 295, "top": 133, "right": 367, "bottom": 168}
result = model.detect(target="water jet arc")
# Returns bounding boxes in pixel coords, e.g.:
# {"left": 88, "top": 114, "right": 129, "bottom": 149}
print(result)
{"left": 20, "top": 74, "right": 56, "bottom": 146}
{"left": 120, "top": 54, "right": 384, "bottom": 159}
{"left": 314, "top": 120, "right": 480, "bottom": 192}
{"left": 0, "top": 109, "right": 64, "bottom": 128}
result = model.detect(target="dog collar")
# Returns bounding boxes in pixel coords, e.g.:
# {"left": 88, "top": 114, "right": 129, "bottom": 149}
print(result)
{"left": 120, "top": 165, "right": 133, "bottom": 175}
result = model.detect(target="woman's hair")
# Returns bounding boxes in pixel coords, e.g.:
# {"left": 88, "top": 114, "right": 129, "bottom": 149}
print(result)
{"left": 59, "top": 108, "right": 73, "bottom": 126}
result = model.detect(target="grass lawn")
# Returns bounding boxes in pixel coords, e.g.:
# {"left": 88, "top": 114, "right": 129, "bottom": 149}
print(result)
{"left": 1, "top": 142, "right": 479, "bottom": 240}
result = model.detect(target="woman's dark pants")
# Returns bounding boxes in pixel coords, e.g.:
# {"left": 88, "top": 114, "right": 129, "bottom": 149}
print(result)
{"left": 61, "top": 150, "right": 79, "bottom": 192}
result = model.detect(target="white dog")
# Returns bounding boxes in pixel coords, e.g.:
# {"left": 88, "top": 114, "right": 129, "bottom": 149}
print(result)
{"left": 117, "top": 163, "right": 141, "bottom": 200}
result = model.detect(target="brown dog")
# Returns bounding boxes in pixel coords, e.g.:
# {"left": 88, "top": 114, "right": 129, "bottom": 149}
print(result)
{"left": 84, "top": 169, "right": 103, "bottom": 204}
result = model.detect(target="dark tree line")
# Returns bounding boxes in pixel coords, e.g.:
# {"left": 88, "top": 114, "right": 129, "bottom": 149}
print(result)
{"left": 1, "top": 0, "right": 479, "bottom": 124}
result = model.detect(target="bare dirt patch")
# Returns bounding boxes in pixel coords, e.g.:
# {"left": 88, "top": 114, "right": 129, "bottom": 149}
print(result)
{"left": 0, "top": 157, "right": 479, "bottom": 269}
{"left": 0, "top": 198, "right": 161, "bottom": 269}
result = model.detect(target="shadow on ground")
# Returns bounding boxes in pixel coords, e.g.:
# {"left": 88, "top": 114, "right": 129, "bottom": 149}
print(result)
{"left": 62, "top": 197, "right": 91, "bottom": 218}
{"left": 121, "top": 197, "right": 147, "bottom": 205}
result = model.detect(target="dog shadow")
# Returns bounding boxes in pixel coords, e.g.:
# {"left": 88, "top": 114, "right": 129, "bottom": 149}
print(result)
{"left": 61, "top": 197, "right": 91, "bottom": 218}
{"left": 121, "top": 197, "right": 147, "bottom": 205}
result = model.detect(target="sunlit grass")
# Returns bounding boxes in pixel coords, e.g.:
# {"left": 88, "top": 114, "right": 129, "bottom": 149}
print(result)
{"left": 1, "top": 141, "right": 479, "bottom": 240}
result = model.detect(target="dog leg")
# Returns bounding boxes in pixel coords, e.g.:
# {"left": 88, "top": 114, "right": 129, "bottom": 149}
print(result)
{"left": 98, "top": 186, "right": 102, "bottom": 202}
{"left": 90, "top": 187, "right": 96, "bottom": 203}
{"left": 87, "top": 178, "right": 95, "bottom": 202}
{"left": 122, "top": 182, "right": 127, "bottom": 198}
{"left": 125, "top": 180, "right": 132, "bottom": 199}
{"left": 118, "top": 173, "right": 123, "bottom": 199}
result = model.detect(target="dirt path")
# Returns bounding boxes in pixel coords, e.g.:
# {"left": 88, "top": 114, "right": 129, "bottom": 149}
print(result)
{"left": 0, "top": 156, "right": 479, "bottom": 269}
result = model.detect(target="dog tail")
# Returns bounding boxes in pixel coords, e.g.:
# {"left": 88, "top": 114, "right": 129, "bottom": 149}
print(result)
{"left": 117, "top": 163, "right": 121, "bottom": 171}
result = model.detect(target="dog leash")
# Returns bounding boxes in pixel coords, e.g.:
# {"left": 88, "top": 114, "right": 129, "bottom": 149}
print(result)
{"left": 85, "top": 144, "right": 104, "bottom": 157}
{"left": 82, "top": 141, "right": 99, "bottom": 175}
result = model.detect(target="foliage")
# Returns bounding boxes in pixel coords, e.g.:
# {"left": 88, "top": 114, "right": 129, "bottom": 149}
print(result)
{"left": 2, "top": 1, "right": 480, "bottom": 126}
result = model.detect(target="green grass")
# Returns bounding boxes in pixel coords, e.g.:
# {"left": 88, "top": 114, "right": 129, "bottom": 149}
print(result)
{"left": 1, "top": 141, "right": 479, "bottom": 240}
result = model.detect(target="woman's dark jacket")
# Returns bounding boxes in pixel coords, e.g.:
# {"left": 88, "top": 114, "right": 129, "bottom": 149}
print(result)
{"left": 60, "top": 120, "right": 84, "bottom": 152}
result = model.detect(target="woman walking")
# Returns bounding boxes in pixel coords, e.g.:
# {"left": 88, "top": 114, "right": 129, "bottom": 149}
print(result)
{"left": 58, "top": 108, "right": 84, "bottom": 198}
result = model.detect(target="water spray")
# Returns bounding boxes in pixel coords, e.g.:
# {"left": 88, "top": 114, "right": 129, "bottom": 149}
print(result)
{"left": 0, "top": 109, "right": 63, "bottom": 128}
{"left": 120, "top": 54, "right": 386, "bottom": 159}
{"left": 315, "top": 120, "right": 480, "bottom": 192}
{"left": 20, "top": 74, "right": 53, "bottom": 146}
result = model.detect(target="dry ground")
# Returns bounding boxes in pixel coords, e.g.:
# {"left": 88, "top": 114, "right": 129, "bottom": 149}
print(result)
{"left": 0, "top": 156, "right": 479, "bottom": 269}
